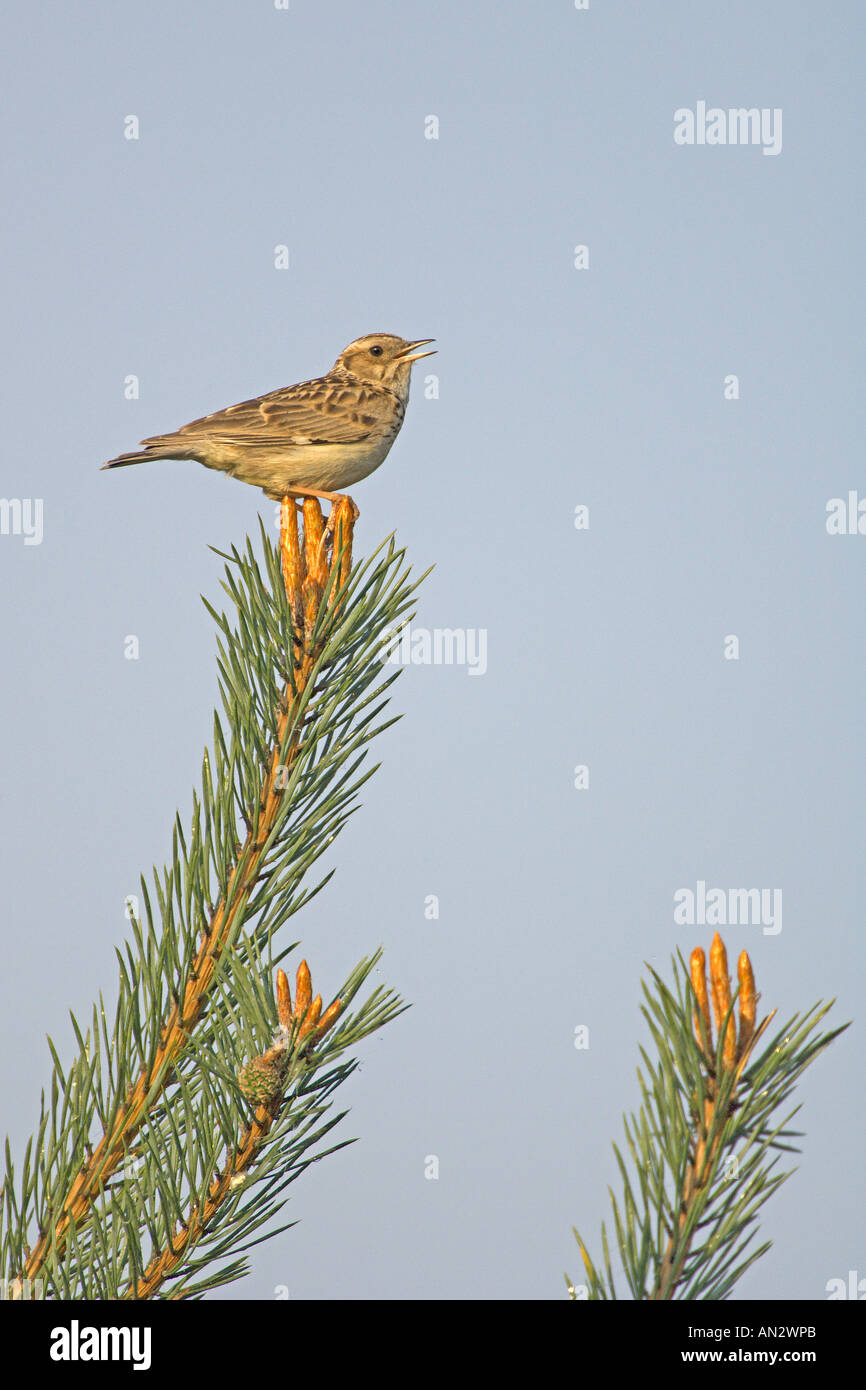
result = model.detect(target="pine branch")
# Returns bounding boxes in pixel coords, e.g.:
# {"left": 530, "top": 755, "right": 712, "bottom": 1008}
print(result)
{"left": 568, "top": 934, "right": 847, "bottom": 1301}
{"left": 121, "top": 960, "right": 344, "bottom": 1299}
{"left": 3, "top": 498, "right": 421, "bottom": 1298}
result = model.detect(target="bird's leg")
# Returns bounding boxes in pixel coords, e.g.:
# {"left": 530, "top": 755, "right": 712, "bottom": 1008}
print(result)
{"left": 281, "top": 484, "right": 359, "bottom": 522}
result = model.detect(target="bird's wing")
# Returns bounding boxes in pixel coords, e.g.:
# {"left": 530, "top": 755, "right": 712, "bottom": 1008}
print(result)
{"left": 146, "top": 378, "right": 380, "bottom": 449}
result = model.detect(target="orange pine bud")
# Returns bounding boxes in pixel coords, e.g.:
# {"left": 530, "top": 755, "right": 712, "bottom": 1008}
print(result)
{"left": 294, "top": 960, "right": 312, "bottom": 1021}
{"left": 330, "top": 499, "right": 355, "bottom": 597}
{"left": 279, "top": 497, "right": 305, "bottom": 649}
{"left": 302, "top": 499, "right": 328, "bottom": 593}
{"left": 710, "top": 933, "right": 736, "bottom": 1070}
{"left": 315, "top": 998, "right": 342, "bottom": 1040}
{"left": 299, "top": 994, "right": 323, "bottom": 1040}
{"left": 690, "top": 947, "right": 712, "bottom": 1053}
{"left": 280, "top": 498, "right": 304, "bottom": 594}
{"left": 737, "top": 951, "right": 756, "bottom": 1057}
{"left": 276, "top": 968, "right": 292, "bottom": 1030}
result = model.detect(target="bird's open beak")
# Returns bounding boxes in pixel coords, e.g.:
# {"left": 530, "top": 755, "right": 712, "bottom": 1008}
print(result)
{"left": 398, "top": 338, "right": 437, "bottom": 363}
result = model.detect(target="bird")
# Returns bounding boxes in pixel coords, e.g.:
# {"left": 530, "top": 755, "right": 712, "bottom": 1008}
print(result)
{"left": 102, "top": 333, "right": 436, "bottom": 510}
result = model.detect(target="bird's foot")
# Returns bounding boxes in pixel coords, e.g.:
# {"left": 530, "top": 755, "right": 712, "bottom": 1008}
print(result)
{"left": 279, "top": 484, "right": 358, "bottom": 522}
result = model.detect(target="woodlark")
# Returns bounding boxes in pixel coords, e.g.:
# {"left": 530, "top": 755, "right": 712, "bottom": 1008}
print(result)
{"left": 102, "top": 333, "right": 435, "bottom": 509}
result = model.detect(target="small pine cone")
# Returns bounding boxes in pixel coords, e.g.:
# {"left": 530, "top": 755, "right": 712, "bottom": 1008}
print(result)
{"left": 238, "top": 1056, "right": 284, "bottom": 1104}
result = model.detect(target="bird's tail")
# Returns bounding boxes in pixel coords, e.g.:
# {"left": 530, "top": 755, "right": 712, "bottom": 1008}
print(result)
{"left": 101, "top": 437, "right": 187, "bottom": 470}
{"left": 101, "top": 449, "right": 156, "bottom": 470}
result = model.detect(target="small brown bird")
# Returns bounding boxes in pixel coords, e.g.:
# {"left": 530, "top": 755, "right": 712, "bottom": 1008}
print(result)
{"left": 102, "top": 333, "right": 435, "bottom": 508}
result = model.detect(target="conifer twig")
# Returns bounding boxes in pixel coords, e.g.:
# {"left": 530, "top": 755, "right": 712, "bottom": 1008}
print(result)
{"left": 569, "top": 933, "right": 846, "bottom": 1301}
{"left": 121, "top": 961, "right": 341, "bottom": 1299}
{"left": 653, "top": 937, "right": 772, "bottom": 1300}
{"left": 24, "top": 503, "right": 342, "bottom": 1281}
{"left": 11, "top": 499, "right": 410, "bottom": 1298}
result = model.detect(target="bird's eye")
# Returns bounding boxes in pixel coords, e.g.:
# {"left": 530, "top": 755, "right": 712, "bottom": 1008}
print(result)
{"left": 369, "top": 345, "right": 383, "bottom": 356}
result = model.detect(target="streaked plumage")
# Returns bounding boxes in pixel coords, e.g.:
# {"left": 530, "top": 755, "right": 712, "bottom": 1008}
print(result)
{"left": 102, "top": 333, "right": 435, "bottom": 503}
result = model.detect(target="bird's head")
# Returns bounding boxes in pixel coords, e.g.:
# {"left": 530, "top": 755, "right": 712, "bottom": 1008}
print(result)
{"left": 333, "top": 334, "right": 436, "bottom": 396}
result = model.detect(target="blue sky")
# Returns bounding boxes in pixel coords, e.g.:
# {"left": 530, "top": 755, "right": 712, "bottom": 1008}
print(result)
{"left": 1, "top": 1, "right": 863, "bottom": 1298}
